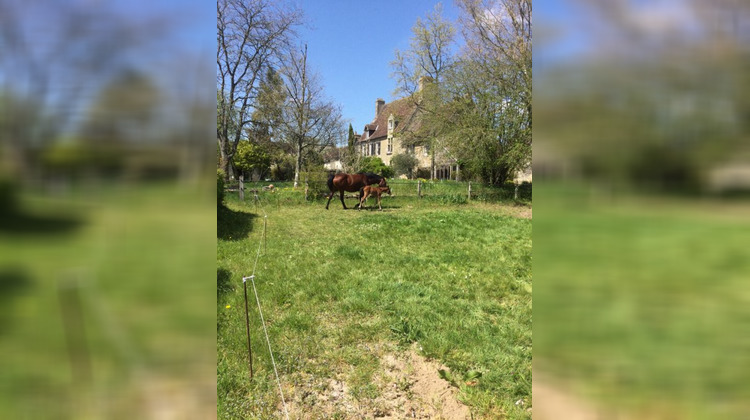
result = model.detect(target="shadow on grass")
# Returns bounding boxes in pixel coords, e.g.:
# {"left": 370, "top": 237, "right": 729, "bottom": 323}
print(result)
{"left": 0, "top": 208, "right": 84, "bottom": 236}
{"left": 0, "top": 268, "right": 33, "bottom": 332}
{"left": 218, "top": 205, "right": 257, "bottom": 241}
{"left": 217, "top": 267, "right": 233, "bottom": 298}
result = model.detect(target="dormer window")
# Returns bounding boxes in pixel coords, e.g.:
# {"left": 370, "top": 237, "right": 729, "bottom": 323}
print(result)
{"left": 388, "top": 114, "right": 395, "bottom": 133}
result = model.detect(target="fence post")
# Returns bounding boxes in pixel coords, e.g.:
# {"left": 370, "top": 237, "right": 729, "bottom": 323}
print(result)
{"left": 514, "top": 181, "right": 519, "bottom": 200}
{"left": 242, "top": 278, "right": 254, "bottom": 380}
{"left": 417, "top": 179, "right": 422, "bottom": 198}
{"left": 239, "top": 174, "right": 244, "bottom": 201}
{"left": 304, "top": 176, "right": 309, "bottom": 201}
{"left": 468, "top": 181, "right": 471, "bottom": 201}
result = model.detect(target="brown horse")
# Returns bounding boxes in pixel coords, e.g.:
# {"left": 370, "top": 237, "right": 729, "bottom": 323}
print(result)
{"left": 358, "top": 185, "right": 391, "bottom": 211}
{"left": 326, "top": 172, "right": 387, "bottom": 210}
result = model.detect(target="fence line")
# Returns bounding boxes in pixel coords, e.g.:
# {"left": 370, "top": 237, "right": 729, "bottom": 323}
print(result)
{"left": 226, "top": 179, "right": 532, "bottom": 202}
{"left": 239, "top": 192, "right": 289, "bottom": 419}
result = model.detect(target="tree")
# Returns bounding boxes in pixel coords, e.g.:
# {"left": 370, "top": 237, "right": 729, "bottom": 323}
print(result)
{"left": 217, "top": 0, "right": 301, "bottom": 180}
{"left": 390, "top": 153, "right": 419, "bottom": 179}
{"left": 347, "top": 123, "right": 356, "bottom": 153}
{"left": 359, "top": 157, "right": 394, "bottom": 178}
{"left": 248, "top": 67, "right": 286, "bottom": 146}
{"left": 391, "top": 3, "right": 456, "bottom": 179}
{"left": 233, "top": 140, "right": 271, "bottom": 180}
{"left": 278, "top": 44, "right": 344, "bottom": 187}
{"left": 435, "top": 0, "right": 531, "bottom": 185}
{"left": 391, "top": 3, "right": 456, "bottom": 97}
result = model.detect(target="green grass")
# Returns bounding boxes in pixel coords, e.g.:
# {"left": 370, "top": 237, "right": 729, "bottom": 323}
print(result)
{"left": 534, "top": 184, "right": 750, "bottom": 418}
{"left": 0, "top": 181, "right": 216, "bottom": 419}
{"left": 218, "top": 192, "right": 532, "bottom": 419}
{"left": 233, "top": 178, "right": 531, "bottom": 204}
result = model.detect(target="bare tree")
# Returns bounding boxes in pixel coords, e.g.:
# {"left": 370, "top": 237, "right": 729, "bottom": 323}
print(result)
{"left": 278, "top": 45, "right": 344, "bottom": 187}
{"left": 216, "top": 0, "right": 301, "bottom": 179}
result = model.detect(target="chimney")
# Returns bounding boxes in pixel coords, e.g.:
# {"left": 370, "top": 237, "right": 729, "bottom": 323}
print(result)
{"left": 376, "top": 98, "right": 385, "bottom": 116}
{"left": 418, "top": 75, "right": 433, "bottom": 92}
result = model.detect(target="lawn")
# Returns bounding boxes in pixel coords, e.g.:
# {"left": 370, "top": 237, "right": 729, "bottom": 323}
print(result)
{"left": 534, "top": 184, "right": 750, "bottom": 418}
{"left": 217, "top": 192, "right": 532, "bottom": 419}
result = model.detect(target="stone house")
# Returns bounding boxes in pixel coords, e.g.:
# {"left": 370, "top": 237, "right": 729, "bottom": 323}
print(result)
{"left": 357, "top": 95, "right": 458, "bottom": 180}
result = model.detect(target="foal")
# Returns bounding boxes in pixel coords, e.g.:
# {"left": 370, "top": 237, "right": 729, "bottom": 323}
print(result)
{"left": 358, "top": 185, "right": 391, "bottom": 211}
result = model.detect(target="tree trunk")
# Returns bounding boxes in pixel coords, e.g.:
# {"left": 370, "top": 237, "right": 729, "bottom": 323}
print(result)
{"left": 430, "top": 148, "right": 436, "bottom": 180}
{"left": 293, "top": 142, "right": 302, "bottom": 187}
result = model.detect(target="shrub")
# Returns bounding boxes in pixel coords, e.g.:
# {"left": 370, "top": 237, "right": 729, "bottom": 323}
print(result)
{"left": 270, "top": 155, "right": 295, "bottom": 181}
{"left": 301, "top": 169, "right": 330, "bottom": 200}
{"left": 360, "top": 156, "right": 394, "bottom": 178}
{"left": 390, "top": 153, "right": 418, "bottom": 179}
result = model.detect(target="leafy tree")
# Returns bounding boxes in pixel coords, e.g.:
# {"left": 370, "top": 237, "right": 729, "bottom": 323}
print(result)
{"left": 360, "top": 156, "right": 394, "bottom": 178}
{"left": 390, "top": 153, "right": 419, "bottom": 179}
{"left": 448, "top": 0, "right": 532, "bottom": 184}
{"left": 347, "top": 123, "right": 356, "bottom": 153}
{"left": 391, "top": 3, "right": 456, "bottom": 179}
{"left": 233, "top": 140, "right": 271, "bottom": 180}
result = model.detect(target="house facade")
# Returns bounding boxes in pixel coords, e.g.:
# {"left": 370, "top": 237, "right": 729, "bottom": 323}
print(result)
{"left": 357, "top": 96, "right": 457, "bottom": 179}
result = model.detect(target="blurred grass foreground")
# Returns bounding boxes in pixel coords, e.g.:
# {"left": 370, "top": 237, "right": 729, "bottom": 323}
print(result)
{"left": 535, "top": 1, "right": 750, "bottom": 419}
{"left": 0, "top": 0, "right": 215, "bottom": 418}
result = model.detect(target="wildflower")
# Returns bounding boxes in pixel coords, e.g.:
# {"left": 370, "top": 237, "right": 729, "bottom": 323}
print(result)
{"left": 225, "top": 305, "right": 231, "bottom": 309}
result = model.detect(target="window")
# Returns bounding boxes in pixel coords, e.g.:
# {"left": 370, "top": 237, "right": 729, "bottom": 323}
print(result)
{"left": 370, "top": 143, "right": 376, "bottom": 156}
{"left": 423, "top": 144, "right": 430, "bottom": 156}
{"left": 387, "top": 137, "right": 392, "bottom": 154}
{"left": 376, "top": 142, "right": 381, "bottom": 155}
{"left": 407, "top": 145, "right": 415, "bottom": 154}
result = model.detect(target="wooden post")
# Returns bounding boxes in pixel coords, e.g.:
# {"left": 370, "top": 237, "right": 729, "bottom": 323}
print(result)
{"left": 514, "top": 182, "right": 519, "bottom": 200}
{"left": 239, "top": 174, "right": 244, "bottom": 201}
{"left": 417, "top": 179, "right": 422, "bottom": 198}
{"left": 304, "top": 177, "right": 309, "bottom": 201}
{"left": 468, "top": 181, "right": 472, "bottom": 201}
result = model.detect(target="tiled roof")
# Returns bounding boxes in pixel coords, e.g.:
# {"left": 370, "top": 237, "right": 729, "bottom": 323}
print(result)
{"left": 358, "top": 96, "right": 421, "bottom": 143}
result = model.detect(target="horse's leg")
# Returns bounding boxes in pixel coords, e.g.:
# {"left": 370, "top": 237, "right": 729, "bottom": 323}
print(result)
{"left": 377, "top": 194, "right": 382, "bottom": 211}
{"left": 359, "top": 191, "right": 368, "bottom": 210}
{"left": 325, "top": 190, "right": 334, "bottom": 209}
{"left": 356, "top": 188, "right": 363, "bottom": 209}
{"left": 339, "top": 190, "right": 347, "bottom": 209}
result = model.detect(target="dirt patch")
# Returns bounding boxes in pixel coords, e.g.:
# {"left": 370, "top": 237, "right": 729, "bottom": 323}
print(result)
{"left": 512, "top": 206, "right": 532, "bottom": 219}
{"left": 285, "top": 344, "right": 471, "bottom": 419}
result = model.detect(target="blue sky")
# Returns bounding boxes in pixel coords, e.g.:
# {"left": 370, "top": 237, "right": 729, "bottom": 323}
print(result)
{"left": 294, "top": 0, "right": 461, "bottom": 141}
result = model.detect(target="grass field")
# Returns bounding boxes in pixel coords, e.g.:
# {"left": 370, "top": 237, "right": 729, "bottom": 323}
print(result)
{"left": 218, "top": 192, "right": 532, "bottom": 419}
{"left": 0, "top": 182, "right": 216, "bottom": 419}
{"left": 534, "top": 184, "right": 750, "bottom": 418}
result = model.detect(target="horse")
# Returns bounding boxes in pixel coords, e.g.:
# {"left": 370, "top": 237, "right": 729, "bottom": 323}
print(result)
{"left": 358, "top": 185, "right": 391, "bottom": 211}
{"left": 326, "top": 172, "right": 387, "bottom": 210}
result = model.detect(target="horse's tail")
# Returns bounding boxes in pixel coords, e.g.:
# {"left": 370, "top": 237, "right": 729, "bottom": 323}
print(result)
{"left": 327, "top": 172, "right": 335, "bottom": 191}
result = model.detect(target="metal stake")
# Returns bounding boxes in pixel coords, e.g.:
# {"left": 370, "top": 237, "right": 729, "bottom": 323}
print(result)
{"left": 243, "top": 277, "right": 254, "bottom": 380}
